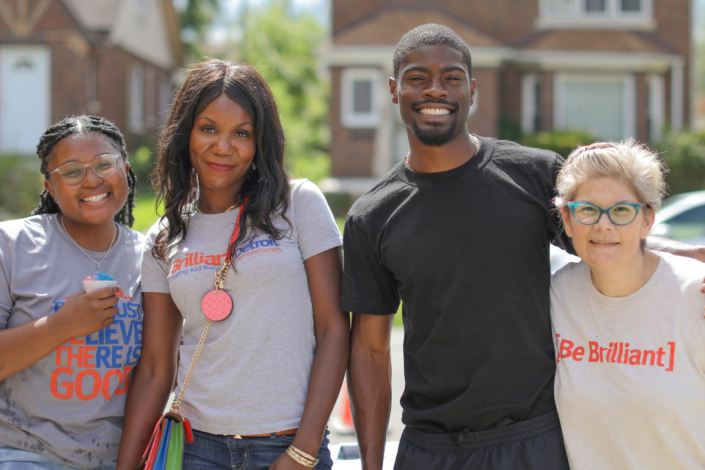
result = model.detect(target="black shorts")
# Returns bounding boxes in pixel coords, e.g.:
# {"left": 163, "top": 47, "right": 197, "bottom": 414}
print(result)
{"left": 393, "top": 410, "right": 569, "bottom": 470}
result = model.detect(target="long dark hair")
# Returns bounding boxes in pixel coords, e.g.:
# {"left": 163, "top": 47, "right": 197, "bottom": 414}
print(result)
{"left": 151, "top": 59, "right": 289, "bottom": 261}
{"left": 31, "top": 115, "right": 136, "bottom": 227}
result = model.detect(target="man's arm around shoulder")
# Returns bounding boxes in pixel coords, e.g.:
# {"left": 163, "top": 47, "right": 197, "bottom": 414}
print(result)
{"left": 647, "top": 236, "right": 705, "bottom": 263}
{"left": 647, "top": 236, "right": 705, "bottom": 300}
{"left": 348, "top": 313, "right": 395, "bottom": 470}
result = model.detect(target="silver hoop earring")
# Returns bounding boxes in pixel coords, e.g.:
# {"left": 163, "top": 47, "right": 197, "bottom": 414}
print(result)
{"left": 252, "top": 162, "right": 257, "bottom": 171}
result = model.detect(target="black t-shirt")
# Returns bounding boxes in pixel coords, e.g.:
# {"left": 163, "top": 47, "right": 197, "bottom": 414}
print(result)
{"left": 341, "top": 136, "right": 573, "bottom": 433}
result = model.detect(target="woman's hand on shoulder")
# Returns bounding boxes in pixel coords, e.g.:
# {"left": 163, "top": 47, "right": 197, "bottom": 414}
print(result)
{"left": 54, "top": 286, "right": 120, "bottom": 340}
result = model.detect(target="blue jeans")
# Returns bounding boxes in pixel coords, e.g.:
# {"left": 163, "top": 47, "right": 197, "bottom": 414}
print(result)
{"left": 184, "top": 429, "right": 332, "bottom": 470}
{"left": 0, "top": 445, "right": 116, "bottom": 470}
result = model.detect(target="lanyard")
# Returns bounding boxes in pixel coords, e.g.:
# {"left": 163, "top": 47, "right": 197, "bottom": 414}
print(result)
{"left": 201, "top": 196, "right": 249, "bottom": 322}
{"left": 225, "top": 195, "right": 249, "bottom": 264}
{"left": 173, "top": 196, "right": 250, "bottom": 416}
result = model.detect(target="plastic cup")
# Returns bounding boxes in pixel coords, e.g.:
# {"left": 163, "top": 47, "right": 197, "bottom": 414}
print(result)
{"left": 83, "top": 280, "right": 118, "bottom": 292}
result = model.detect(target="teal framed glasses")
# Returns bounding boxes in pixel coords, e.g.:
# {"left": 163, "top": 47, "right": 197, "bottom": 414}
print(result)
{"left": 567, "top": 201, "right": 644, "bottom": 226}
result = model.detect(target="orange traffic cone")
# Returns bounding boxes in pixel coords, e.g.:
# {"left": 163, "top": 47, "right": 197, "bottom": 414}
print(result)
{"left": 331, "top": 380, "right": 355, "bottom": 434}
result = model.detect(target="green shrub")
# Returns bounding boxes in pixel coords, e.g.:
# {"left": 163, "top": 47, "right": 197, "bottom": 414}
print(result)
{"left": 129, "top": 145, "right": 156, "bottom": 194}
{"left": 131, "top": 192, "right": 162, "bottom": 234}
{"left": 653, "top": 131, "right": 705, "bottom": 195}
{"left": 0, "top": 147, "right": 159, "bottom": 226}
{"left": 0, "top": 155, "right": 44, "bottom": 221}
{"left": 498, "top": 115, "right": 523, "bottom": 142}
{"left": 518, "top": 130, "right": 596, "bottom": 158}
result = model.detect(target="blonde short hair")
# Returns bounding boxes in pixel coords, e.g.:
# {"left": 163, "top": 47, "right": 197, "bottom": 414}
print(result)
{"left": 555, "top": 139, "right": 667, "bottom": 212}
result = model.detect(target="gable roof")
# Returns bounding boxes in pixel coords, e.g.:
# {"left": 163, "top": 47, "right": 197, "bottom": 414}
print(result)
{"left": 61, "top": 0, "right": 119, "bottom": 32}
{"left": 58, "top": 0, "right": 182, "bottom": 68}
{"left": 519, "top": 31, "right": 673, "bottom": 54}
{"left": 334, "top": 5, "right": 500, "bottom": 47}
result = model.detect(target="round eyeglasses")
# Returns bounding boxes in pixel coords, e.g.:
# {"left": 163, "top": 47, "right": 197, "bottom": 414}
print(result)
{"left": 567, "top": 201, "right": 645, "bottom": 226}
{"left": 48, "top": 154, "right": 121, "bottom": 186}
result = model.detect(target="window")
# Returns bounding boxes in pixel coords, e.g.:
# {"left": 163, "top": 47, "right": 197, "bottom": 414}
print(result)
{"left": 160, "top": 78, "right": 173, "bottom": 127}
{"left": 539, "top": 0, "right": 653, "bottom": 28}
{"left": 128, "top": 65, "right": 145, "bottom": 134}
{"left": 647, "top": 74, "right": 665, "bottom": 142}
{"left": 353, "top": 81, "right": 372, "bottom": 114}
{"left": 144, "top": 67, "right": 157, "bottom": 128}
{"left": 521, "top": 75, "right": 540, "bottom": 134}
{"left": 543, "top": 0, "right": 649, "bottom": 15}
{"left": 554, "top": 74, "right": 635, "bottom": 140}
{"left": 585, "top": 0, "right": 606, "bottom": 12}
{"left": 621, "top": 0, "right": 642, "bottom": 12}
{"left": 341, "top": 68, "right": 381, "bottom": 128}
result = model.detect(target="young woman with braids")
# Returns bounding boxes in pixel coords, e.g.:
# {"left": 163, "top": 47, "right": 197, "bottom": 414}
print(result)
{"left": 0, "top": 115, "right": 144, "bottom": 469}
{"left": 116, "top": 60, "right": 348, "bottom": 470}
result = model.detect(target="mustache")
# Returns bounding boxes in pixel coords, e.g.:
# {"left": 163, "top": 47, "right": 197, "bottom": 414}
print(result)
{"left": 411, "top": 99, "right": 458, "bottom": 110}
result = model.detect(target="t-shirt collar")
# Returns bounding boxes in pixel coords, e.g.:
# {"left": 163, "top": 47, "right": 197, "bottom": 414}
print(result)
{"left": 397, "top": 134, "right": 493, "bottom": 186}
{"left": 52, "top": 213, "right": 126, "bottom": 260}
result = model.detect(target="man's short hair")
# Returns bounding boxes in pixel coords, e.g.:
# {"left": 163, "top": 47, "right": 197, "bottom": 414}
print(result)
{"left": 393, "top": 24, "right": 473, "bottom": 80}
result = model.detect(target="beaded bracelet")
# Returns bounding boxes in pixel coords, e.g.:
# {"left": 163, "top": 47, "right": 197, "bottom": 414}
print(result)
{"left": 286, "top": 445, "right": 319, "bottom": 468}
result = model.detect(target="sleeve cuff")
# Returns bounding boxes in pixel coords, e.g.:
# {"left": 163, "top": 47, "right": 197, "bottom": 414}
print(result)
{"left": 301, "top": 237, "right": 343, "bottom": 261}
{"left": 340, "top": 297, "right": 399, "bottom": 315}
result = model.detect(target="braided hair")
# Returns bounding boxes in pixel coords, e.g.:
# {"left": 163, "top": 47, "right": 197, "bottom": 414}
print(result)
{"left": 31, "top": 115, "right": 137, "bottom": 227}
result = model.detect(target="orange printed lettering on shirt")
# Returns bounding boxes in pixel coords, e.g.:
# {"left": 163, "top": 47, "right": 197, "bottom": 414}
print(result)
{"left": 555, "top": 334, "right": 677, "bottom": 373}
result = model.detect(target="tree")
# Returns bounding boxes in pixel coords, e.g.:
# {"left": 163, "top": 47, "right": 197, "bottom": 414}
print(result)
{"left": 230, "top": 0, "right": 330, "bottom": 181}
{"left": 177, "top": 0, "right": 221, "bottom": 58}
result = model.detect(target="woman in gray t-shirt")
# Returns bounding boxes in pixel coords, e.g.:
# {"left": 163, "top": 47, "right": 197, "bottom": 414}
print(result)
{"left": 0, "top": 116, "right": 144, "bottom": 470}
{"left": 117, "top": 60, "right": 348, "bottom": 470}
{"left": 551, "top": 140, "right": 705, "bottom": 469}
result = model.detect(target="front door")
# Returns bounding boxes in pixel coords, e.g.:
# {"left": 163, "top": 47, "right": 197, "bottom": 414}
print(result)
{"left": 0, "top": 45, "right": 51, "bottom": 154}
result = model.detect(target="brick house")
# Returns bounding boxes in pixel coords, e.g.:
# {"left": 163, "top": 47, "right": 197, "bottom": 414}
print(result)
{"left": 0, "top": 0, "right": 182, "bottom": 153}
{"left": 319, "top": 0, "right": 691, "bottom": 188}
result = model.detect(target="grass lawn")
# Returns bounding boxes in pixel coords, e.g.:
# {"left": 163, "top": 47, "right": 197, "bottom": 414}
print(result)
{"left": 393, "top": 304, "right": 403, "bottom": 327}
{"left": 131, "top": 191, "right": 161, "bottom": 234}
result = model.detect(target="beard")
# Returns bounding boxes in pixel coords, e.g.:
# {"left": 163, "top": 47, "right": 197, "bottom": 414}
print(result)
{"left": 409, "top": 113, "right": 461, "bottom": 147}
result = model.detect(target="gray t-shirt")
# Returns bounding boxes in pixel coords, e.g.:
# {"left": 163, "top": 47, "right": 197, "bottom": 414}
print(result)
{"left": 0, "top": 214, "right": 144, "bottom": 469}
{"left": 551, "top": 252, "right": 705, "bottom": 470}
{"left": 141, "top": 179, "right": 342, "bottom": 435}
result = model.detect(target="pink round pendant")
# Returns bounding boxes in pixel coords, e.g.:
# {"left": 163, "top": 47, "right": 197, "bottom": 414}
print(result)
{"left": 201, "top": 290, "right": 233, "bottom": 321}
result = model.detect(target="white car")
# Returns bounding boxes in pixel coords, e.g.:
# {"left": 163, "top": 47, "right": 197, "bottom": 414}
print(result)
{"left": 550, "top": 244, "right": 581, "bottom": 273}
{"left": 650, "top": 190, "right": 705, "bottom": 245}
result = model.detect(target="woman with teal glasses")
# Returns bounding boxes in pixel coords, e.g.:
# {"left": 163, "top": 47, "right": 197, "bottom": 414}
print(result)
{"left": 550, "top": 139, "right": 705, "bottom": 470}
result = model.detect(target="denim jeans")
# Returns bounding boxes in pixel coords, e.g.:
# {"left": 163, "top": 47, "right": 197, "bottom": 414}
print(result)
{"left": 0, "top": 445, "right": 116, "bottom": 470}
{"left": 184, "top": 428, "right": 332, "bottom": 470}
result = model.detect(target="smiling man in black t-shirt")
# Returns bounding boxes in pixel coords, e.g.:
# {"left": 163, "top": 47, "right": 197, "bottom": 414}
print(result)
{"left": 341, "top": 24, "right": 573, "bottom": 470}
